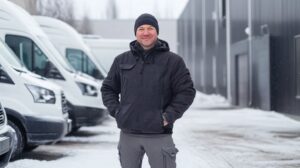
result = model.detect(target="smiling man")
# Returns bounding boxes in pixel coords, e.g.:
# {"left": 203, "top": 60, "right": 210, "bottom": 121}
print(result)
{"left": 101, "top": 13, "right": 196, "bottom": 168}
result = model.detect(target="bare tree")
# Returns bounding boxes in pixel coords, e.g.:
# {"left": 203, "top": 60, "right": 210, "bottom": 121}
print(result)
{"left": 106, "top": 0, "right": 118, "bottom": 19}
{"left": 78, "top": 14, "right": 93, "bottom": 34}
{"left": 27, "top": 0, "right": 38, "bottom": 15}
{"left": 9, "top": 0, "right": 38, "bottom": 14}
{"left": 153, "top": 1, "right": 160, "bottom": 18}
{"left": 36, "top": 0, "right": 75, "bottom": 27}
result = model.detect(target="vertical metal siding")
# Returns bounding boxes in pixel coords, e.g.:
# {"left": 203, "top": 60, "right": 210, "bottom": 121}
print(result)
{"left": 230, "top": 0, "right": 248, "bottom": 44}
{"left": 203, "top": 0, "right": 215, "bottom": 94}
{"left": 195, "top": 0, "right": 204, "bottom": 91}
{"left": 215, "top": 0, "right": 227, "bottom": 97}
{"left": 251, "top": 0, "right": 300, "bottom": 115}
{"left": 178, "top": 0, "right": 300, "bottom": 116}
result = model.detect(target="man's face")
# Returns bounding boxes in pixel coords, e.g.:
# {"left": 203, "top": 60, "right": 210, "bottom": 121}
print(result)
{"left": 136, "top": 24, "right": 158, "bottom": 50}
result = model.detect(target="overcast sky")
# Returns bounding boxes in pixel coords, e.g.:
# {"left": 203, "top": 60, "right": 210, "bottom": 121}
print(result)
{"left": 72, "top": 0, "right": 189, "bottom": 20}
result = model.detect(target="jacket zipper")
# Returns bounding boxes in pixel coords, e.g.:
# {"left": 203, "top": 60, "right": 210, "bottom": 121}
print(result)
{"left": 140, "top": 60, "right": 145, "bottom": 74}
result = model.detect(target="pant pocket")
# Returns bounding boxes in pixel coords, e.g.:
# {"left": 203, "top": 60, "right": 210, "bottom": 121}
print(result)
{"left": 162, "top": 146, "right": 178, "bottom": 168}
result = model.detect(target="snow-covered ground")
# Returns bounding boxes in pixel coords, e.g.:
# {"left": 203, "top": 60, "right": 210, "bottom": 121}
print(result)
{"left": 7, "top": 92, "right": 300, "bottom": 168}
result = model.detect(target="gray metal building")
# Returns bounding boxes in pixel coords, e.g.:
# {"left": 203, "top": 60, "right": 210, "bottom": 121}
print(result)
{"left": 178, "top": 0, "right": 227, "bottom": 96}
{"left": 178, "top": 0, "right": 300, "bottom": 116}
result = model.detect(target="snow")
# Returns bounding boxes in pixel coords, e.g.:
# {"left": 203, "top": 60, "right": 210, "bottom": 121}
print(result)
{"left": 7, "top": 91, "right": 300, "bottom": 168}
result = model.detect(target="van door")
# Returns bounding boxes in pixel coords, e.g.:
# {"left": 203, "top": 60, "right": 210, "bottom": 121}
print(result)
{"left": 5, "top": 35, "right": 64, "bottom": 80}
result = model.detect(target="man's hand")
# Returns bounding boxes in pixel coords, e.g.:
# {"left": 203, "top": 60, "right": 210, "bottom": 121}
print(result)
{"left": 162, "top": 113, "right": 168, "bottom": 126}
{"left": 163, "top": 120, "right": 169, "bottom": 126}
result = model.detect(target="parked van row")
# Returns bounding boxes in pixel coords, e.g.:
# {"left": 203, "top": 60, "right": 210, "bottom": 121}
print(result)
{"left": 0, "top": 0, "right": 108, "bottom": 164}
{"left": 33, "top": 16, "right": 107, "bottom": 81}
{"left": 0, "top": 36, "right": 71, "bottom": 160}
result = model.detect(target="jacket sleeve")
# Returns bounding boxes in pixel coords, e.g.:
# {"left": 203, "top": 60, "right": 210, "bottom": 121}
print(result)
{"left": 101, "top": 58, "right": 121, "bottom": 117}
{"left": 164, "top": 57, "right": 196, "bottom": 123}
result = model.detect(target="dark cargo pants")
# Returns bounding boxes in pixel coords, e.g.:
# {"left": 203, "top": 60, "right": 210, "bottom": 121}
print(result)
{"left": 118, "top": 131, "right": 178, "bottom": 168}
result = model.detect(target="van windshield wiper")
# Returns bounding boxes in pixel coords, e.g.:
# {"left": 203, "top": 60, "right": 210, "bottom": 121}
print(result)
{"left": 13, "top": 67, "right": 27, "bottom": 73}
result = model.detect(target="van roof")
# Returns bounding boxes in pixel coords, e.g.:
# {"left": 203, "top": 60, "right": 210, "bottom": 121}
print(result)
{"left": 34, "top": 16, "right": 88, "bottom": 47}
{"left": 34, "top": 16, "right": 107, "bottom": 77}
{"left": 0, "top": 0, "right": 47, "bottom": 38}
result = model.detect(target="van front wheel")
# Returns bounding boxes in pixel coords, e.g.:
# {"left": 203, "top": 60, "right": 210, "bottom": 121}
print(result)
{"left": 8, "top": 120, "right": 25, "bottom": 160}
{"left": 24, "top": 145, "right": 38, "bottom": 152}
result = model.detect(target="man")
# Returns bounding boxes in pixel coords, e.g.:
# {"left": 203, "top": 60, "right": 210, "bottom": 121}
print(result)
{"left": 101, "top": 13, "right": 196, "bottom": 168}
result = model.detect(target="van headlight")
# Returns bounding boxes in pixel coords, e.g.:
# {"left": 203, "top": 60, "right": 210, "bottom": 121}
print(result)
{"left": 76, "top": 82, "right": 98, "bottom": 97}
{"left": 25, "top": 84, "right": 56, "bottom": 104}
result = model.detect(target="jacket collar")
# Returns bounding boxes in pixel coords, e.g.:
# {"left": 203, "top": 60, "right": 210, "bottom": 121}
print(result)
{"left": 130, "top": 38, "right": 170, "bottom": 56}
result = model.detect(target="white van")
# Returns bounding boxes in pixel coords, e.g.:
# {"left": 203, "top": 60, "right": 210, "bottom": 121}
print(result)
{"left": 83, "top": 35, "right": 130, "bottom": 72}
{"left": 0, "top": 38, "right": 69, "bottom": 159}
{"left": 34, "top": 16, "right": 107, "bottom": 80}
{"left": 0, "top": 102, "right": 14, "bottom": 167}
{"left": 0, "top": 1, "right": 107, "bottom": 132}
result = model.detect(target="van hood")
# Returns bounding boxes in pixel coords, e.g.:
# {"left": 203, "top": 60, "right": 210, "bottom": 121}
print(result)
{"left": 76, "top": 72, "right": 98, "bottom": 82}
{"left": 20, "top": 71, "right": 63, "bottom": 95}
{"left": 74, "top": 72, "right": 100, "bottom": 89}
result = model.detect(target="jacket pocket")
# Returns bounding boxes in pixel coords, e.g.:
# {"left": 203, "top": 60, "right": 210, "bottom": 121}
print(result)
{"left": 138, "top": 109, "right": 164, "bottom": 133}
{"left": 119, "top": 64, "right": 136, "bottom": 70}
{"left": 115, "top": 103, "right": 132, "bottom": 128}
{"left": 119, "top": 64, "right": 136, "bottom": 102}
{"left": 162, "top": 146, "right": 178, "bottom": 168}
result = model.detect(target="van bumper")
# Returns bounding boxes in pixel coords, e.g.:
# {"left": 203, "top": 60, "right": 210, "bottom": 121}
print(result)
{"left": 68, "top": 103, "right": 108, "bottom": 128}
{"left": 0, "top": 126, "right": 15, "bottom": 168}
{"left": 25, "top": 116, "right": 68, "bottom": 145}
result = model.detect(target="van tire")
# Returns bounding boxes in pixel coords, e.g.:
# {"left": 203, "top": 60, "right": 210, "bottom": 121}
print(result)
{"left": 8, "top": 120, "right": 25, "bottom": 160}
{"left": 70, "top": 126, "right": 81, "bottom": 133}
{"left": 24, "top": 145, "right": 38, "bottom": 152}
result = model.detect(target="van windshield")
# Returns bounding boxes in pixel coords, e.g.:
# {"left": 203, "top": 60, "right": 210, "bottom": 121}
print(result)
{"left": 38, "top": 36, "right": 75, "bottom": 73}
{"left": 0, "top": 39, "right": 26, "bottom": 70}
{"left": 66, "top": 48, "right": 105, "bottom": 80}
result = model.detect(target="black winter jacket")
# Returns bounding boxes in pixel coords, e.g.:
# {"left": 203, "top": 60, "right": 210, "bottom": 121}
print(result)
{"left": 101, "top": 39, "right": 195, "bottom": 134}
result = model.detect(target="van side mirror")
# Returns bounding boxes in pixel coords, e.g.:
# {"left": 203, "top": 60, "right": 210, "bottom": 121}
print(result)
{"left": 92, "top": 69, "right": 104, "bottom": 80}
{"left": 0, "top": 65, "right": 14, "bottom": 84}
{"left": 44, "top": 61, "right": 65, "bottom": 80}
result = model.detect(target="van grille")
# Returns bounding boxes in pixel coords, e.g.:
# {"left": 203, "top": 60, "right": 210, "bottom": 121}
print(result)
{"left": 61, "top": 92, "right": 69, "bottom": 115}
{"left": 0, "top": 104, "right": 5, "bottom": 126}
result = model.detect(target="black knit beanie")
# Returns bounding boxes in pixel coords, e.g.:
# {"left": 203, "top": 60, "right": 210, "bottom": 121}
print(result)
{"left": 134, "top": 13, "right": 159, "bottom": 35}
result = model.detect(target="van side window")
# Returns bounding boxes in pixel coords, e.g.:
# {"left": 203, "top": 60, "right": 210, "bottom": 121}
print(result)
{"left": 33, "top": 44, "right": 49, "bottom": 76}
{"left": 84, "top": 53, "right": 104, "bottom": 80}
{"left": 5, "top": 35, "right": 33, "bottom": 70}
{"left": 5, "top": 35, "right": 50, "bottom": 76}
{"left": 66, "top": 49, "right": 83, "bottom": 72}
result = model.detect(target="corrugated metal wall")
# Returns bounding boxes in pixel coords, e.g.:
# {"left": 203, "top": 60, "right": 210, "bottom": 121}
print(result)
{"left": 178, "top": 0, "right": 227, "bottom": 96}
{"left": 215, "top": 0, "right": 227, "bottom": 97}
{"left": 179, "top": 0, "right": 300, "bottom": 116}
{"left": 251, "top": 0, "right": 300, "bottom": 115}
